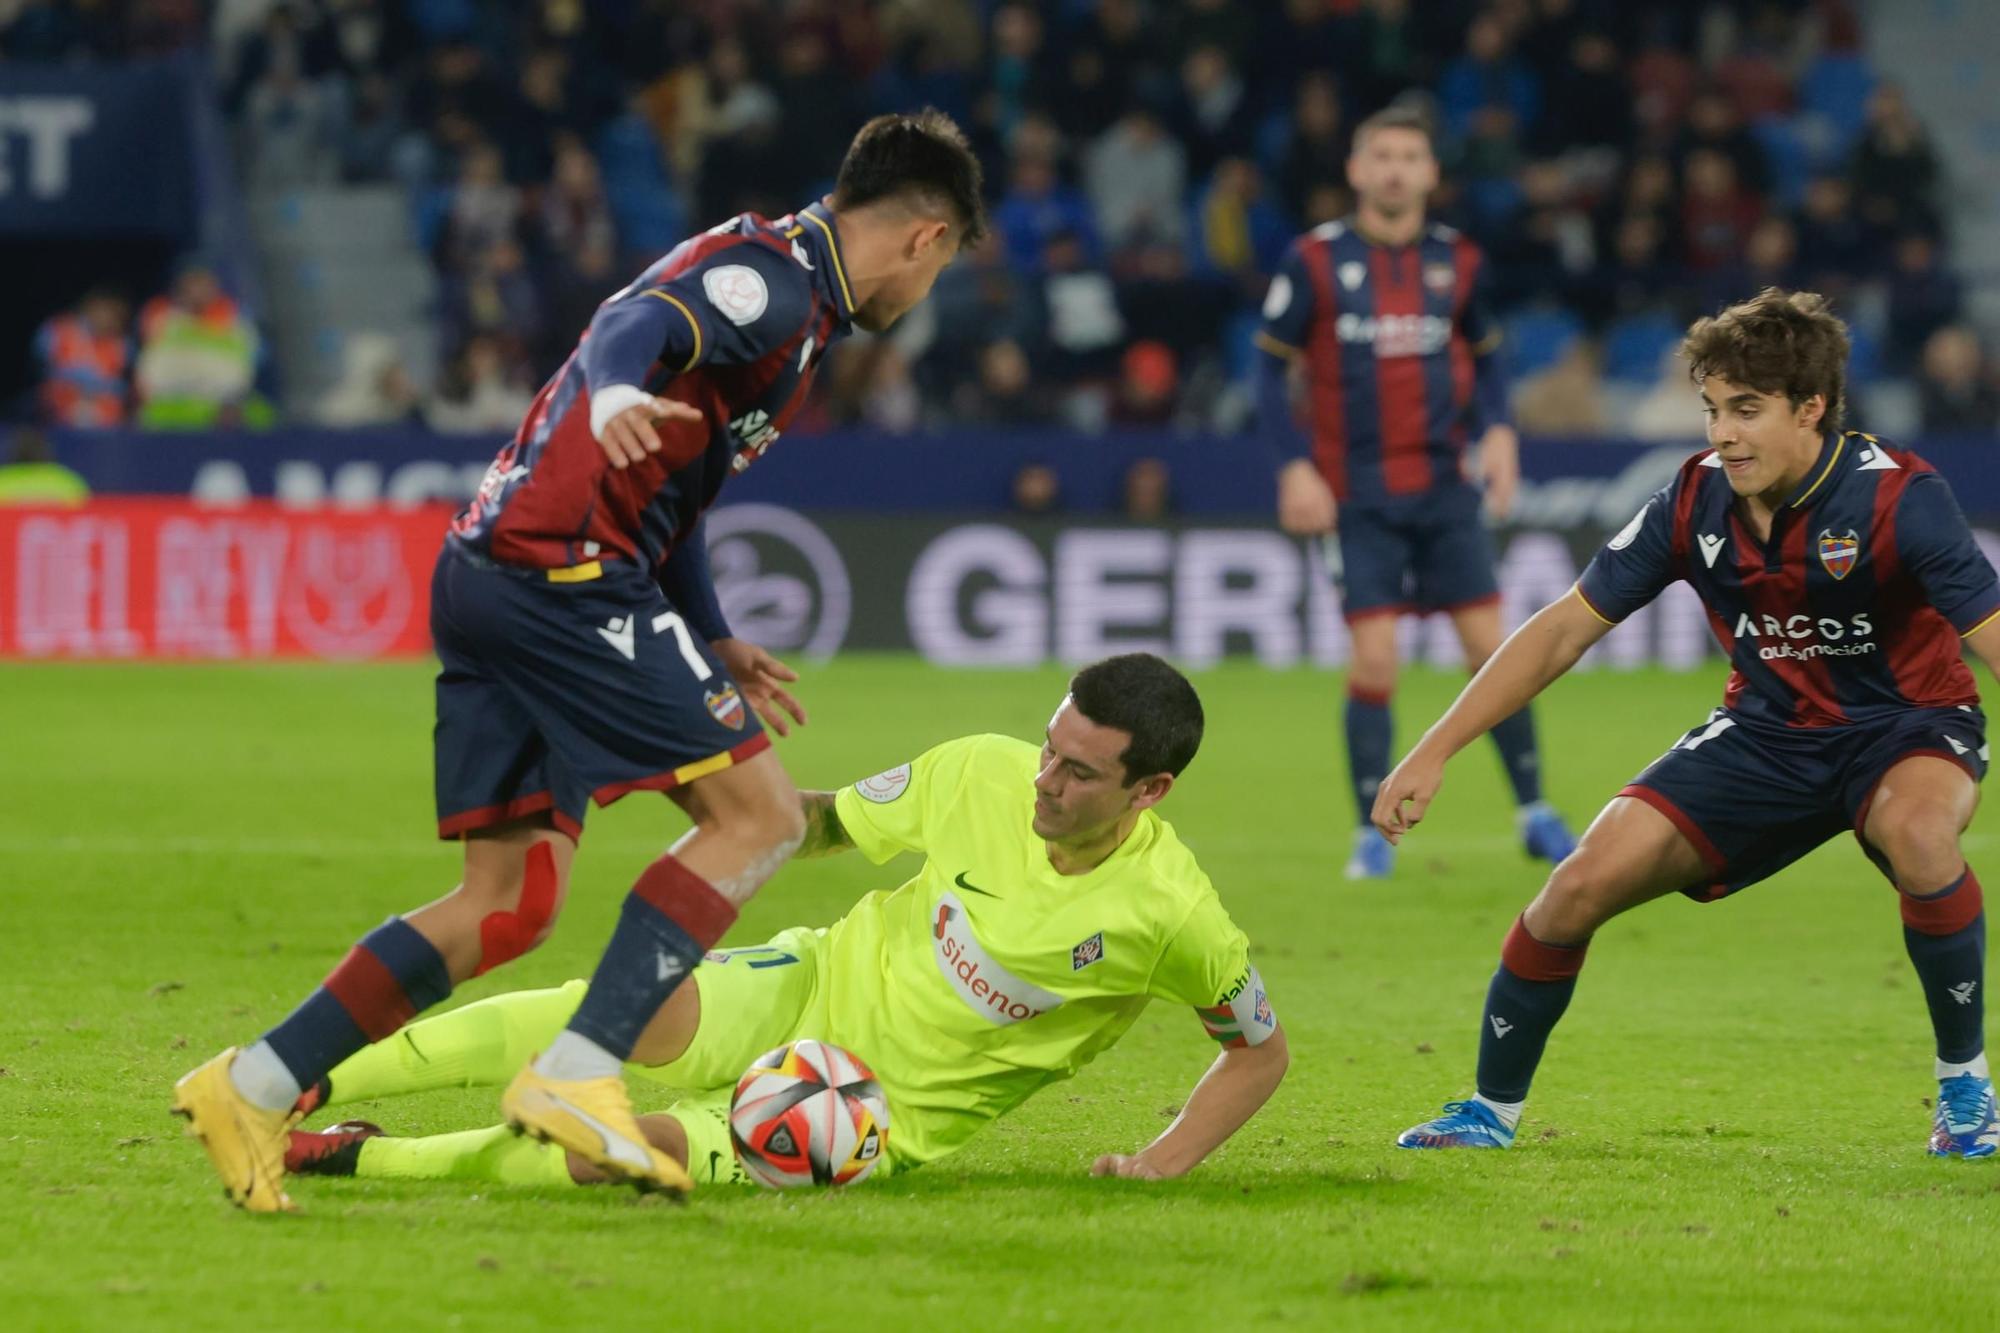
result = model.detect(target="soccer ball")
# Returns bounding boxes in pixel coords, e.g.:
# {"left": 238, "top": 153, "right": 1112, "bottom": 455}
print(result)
{"left": 729, "top": 1039, "right": 889, "bottom": 1189}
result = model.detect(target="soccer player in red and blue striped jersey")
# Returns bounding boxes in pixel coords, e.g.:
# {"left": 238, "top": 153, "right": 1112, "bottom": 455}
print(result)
{"left": 172, "top": 111, "right": 988, "bottom": 1210}
{"left": 1255, "top": 105, "right": 1575, "bottom": 881}
{"left": 1377, "top": 291, "right": 1999, "bottom": 1157}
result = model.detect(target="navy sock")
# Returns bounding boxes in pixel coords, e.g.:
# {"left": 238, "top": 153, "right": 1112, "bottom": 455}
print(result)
{"left": 262, "top": 917, "right": 452, "bottom": 1089}
{"left": 1475, "top": 916, "right": 1588, "bottom": 1104}
{"left": 1488, "top": 707, "right": 1544, "bottom": 807}
{"left": 1901, "top": 869, "right": 1985, "bottom": 1064}
{"left": 566, "top": 854, "right": 737, "bottom": 1062}
{"left": 1345, "top": 686, "right": 1393, "bottom": 826}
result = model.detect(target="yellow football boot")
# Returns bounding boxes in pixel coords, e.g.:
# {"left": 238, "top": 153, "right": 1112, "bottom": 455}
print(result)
{"left": 501, "top": 1061, "right": 693, "bottom": 1198}
{"left": 171, "top": 1048, "right": 297, "bottom": 1213}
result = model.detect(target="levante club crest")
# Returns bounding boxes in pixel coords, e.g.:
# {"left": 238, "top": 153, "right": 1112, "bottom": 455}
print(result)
{"left": 1818, "top": 529, "right": 1860, "bottom": 580}
{"left": 705, "top": 684, "right": 746, "bottom": 730}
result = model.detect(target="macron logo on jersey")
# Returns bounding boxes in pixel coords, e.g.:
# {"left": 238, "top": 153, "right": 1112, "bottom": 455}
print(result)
{"left": 931, "top": 891, "right": 1064, "bottom": 1026}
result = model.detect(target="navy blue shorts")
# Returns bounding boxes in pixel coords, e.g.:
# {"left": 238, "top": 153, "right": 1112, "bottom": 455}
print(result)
{"left": 1622, "top": 705, "right": 1987, "bottom": 901}
{"left": 1323, "top": 485, "right": 1500, "bottom": 620}
{"left": 430, "top": 546, "right": 768, "bottom": 841}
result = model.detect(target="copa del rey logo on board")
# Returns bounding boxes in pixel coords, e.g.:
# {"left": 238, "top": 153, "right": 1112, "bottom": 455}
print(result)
{"left": 1818, "top": 529, "right": 1860, "bottom": 581}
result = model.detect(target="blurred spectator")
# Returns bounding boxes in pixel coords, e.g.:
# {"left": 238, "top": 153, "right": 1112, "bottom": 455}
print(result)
{"left": 0, "top": 429, "right": 89, "bottom": 506}
{"left": 135, "top": 263, "right": 269, "bottom": 429}
{"left": 1680, "top": 149, "right": 1763, "bottom": 272}
{"left": 1704, "top": 215, "right": 1798, "bottom": 313}
{"left": 1189, "top": 159, "right": 1290, "bottom": 293}
{"left": 239, "top": 44, "right": 334, "bottom": 188}
{"left": 1535, "top": 28, "right": 1630, "bottom": 153}
{"left": 441, "top": 142, "right": 522, "bottom": 265}
{"left": 442, "top": 237, "right": 544, "bottom": 366}
{"left": 1123, "top": 456, "right": 1172, "bottom": 520}
{"left": 1793, "top": 174, "right": 1873, "bottom": 287}
{"left": 1512, "top": 340, "right": 1609, "bottom": 435}
{"left": 1850, "top": 84, "right": 1942, "bottom": 240}
{"left": 958, "top": 339, "right": 1048, "bottom": 426}
{"left": 1918, "top": 327, "right": 1999, "bottom": 435}
{"left": 1011, "top": 461, "right": 1060, "bottom": 514}
{"left": 1274, "top": 73, "right": 1348, "bottom": 226}
{"left": 539, "top": 138, "right": 616, "bottom": 262}
{"left": 987, "top": 3, "right": 1056, "bottom": 143}
{"left": 425, "top": 335, "right": 533, "bottom": 433}
{"left": 1884, "top": 232, "right": 1963, "bottom": 374}
{"left": 1084, "top": 109, "right": 1187, "bottom": 259}
{"left": 1627, "top": 27, "right": 1698, "bottom": 139}
{"left": 1440, "top": 12, "right": 1539, "bottom": 144}
{"left": 1111, "top": 343, "right": 1178, "bottom": 429}
{"left": 1042, "top": 230, "right": 1126, "bottom": 383}
{"left": 315, "top": 333, "right": 422, "bottom": 426}
{"left": 34, "top": 288, "right": 131, "bottom": 428}
{"left": 1676, "top": 90, "right": 1771, "bottom": 195}
{"left": 1169, "top": 44, "right": 1254, "bottom": 180}
{"left": 994, "top": 135, "right": 1100, "bottom": 275}
{"left": 331, "top": 69, "right": 411, "bottom": 183}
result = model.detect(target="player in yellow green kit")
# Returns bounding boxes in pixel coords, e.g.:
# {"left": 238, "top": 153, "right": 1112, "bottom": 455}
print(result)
{"left": 286, "top": 654, "right": 1289, "bottom": 1188}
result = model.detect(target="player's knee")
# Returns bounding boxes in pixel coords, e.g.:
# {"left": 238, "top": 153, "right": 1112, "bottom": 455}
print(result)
{"left": 1877, "top": 808, "right": 1964, "bottom": 892}
{"left": 1347, "top": 656, "right": 1397, "bottom": 699}
{"left": 1531, "top": 857, "right": 1622, "bottom": 941}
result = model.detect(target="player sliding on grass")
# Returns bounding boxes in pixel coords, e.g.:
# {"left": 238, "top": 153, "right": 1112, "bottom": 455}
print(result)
{"left": 173, "top": 111, "right": 986, "bottom": 1210}
{"left": 1379, "top": 289, "right": 1998, "bottom": 1157}
{"left": 283, "top": 655, "right": 1288, "bottom": 1189}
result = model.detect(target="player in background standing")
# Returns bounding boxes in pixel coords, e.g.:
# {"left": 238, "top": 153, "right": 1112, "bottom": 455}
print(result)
{"left": 1380, "top": 291, "right": 1998, "bottom": 1157}
{"left": 281, "top": 655, "right": 1287, "bottom": 1189}
{"left": 1255, "top": 105, "right": 1576, "bottom": 880}
{"left": 172, "top": 110, "right": 987, "bottom": 1210}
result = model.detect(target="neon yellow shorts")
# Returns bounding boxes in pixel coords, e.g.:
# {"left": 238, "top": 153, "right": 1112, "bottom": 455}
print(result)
{"left": 639, "top": 925, "right": 900, "bottom": 1185}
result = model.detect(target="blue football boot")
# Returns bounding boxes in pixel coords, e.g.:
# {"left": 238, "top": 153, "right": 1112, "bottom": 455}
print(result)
{"left": 1929, "top": 1074, "right": 1999, "bottom": 1158}
{"left": 1343, "top": 827, "right": 1395, "bottom": 881}
{"left": 1519, "top": 802, "right": 1578, "bottom": 864}
{"left": 1396, "top": 1099, "right": 1516, "bottom": 1149}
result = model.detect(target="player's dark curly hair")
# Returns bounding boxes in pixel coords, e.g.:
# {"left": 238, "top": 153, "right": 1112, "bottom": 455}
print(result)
{"left": 1068, "top": 654, "right": 1204, "bottom": 783}
{"left": 832, "top": 109, "right": 988, "bottom": 248}
{"left": 1683, "top": 287, "right": 1850, "bottom": 432}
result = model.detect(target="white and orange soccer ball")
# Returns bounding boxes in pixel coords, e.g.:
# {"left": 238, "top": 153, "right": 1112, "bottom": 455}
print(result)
{"left": 729, "top": 1039, "right": 889, "bottom": 1189}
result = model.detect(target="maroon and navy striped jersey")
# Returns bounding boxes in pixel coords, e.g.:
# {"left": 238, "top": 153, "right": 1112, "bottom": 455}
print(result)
{"left": 1576, "top": 433, "right": 2000, "bottom": 729}
{"left": 1256, "top": 217, "right": 1506, "bottom": 505}
{"left": 449, "top": 201, "right": 856, "bottom": 575}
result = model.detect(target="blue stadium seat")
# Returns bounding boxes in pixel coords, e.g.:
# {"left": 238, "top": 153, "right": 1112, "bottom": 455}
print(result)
{"left": 1504, "top": 308, "right": 1583, "bottom": 379}
{"left": 594, "top": 114, "right": 688, "bottom": 257}
{"left": 1602, "top": 312, "right": 1682, "bottom": 383}
{"left": 1800, "top": 54, "right": 1876, "bottom": 154}
{"left": 1752, "top": 115, "right": 1812, "bottom": 210}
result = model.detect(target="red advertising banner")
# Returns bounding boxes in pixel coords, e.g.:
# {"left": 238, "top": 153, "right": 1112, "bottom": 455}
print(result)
{"left": 0, "top": 501, "right": 453, "bottom": 660}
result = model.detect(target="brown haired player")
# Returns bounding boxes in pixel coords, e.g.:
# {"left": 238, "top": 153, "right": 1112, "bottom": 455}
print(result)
{"left": 1377, "top": 289, "right": 1998, "bottom": 1157}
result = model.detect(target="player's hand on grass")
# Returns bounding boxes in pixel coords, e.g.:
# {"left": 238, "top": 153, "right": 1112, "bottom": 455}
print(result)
{"left": 713, "top": 638, "right": 808, "bottom": 737}
{"left": 1372, "top": 752, "right": 1445, "bottom": 845}
{"left": 1476, "top": 424, "right": 1520, "bottom": 520}
{"left": 1277, "top": 459, "right": 1337, "bottom": 536}
{"left": 598, "top": 395, "right": 705, "bottom": 469}
{"left": 1090, "top": 1152, "right": 1168, "bottom": 1180}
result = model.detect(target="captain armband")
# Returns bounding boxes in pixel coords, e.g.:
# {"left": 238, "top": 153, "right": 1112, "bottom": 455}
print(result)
{"left": 1193, "top": 965, "right": 1277, "bottom": 1049}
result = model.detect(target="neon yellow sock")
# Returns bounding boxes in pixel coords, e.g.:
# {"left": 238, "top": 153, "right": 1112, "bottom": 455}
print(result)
{"left": 326, "top": 979, "right": 589, "bottom": 1105}
{"left": 354, "top": 1124, "right": 576, "bottom": 1186}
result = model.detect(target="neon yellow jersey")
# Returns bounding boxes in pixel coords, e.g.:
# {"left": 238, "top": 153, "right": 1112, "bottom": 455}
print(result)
{"left": 826, "top": 734, "right": 1276, "bottom": 1165}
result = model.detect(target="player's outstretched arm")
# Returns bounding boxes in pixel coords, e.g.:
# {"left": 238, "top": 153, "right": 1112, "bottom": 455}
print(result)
{"left": 1091, "top": 1024, "right": 1289, "bottom": 1180}
{"left": 795, "top": 791, "right": 854, "bottom": 857}
{"left": 1373, "top": 589, "right": 1612, "bottom": 843}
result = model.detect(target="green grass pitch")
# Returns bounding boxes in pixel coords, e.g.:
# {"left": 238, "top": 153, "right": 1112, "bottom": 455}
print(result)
{"left": 3, "top": 657, "right": 1997, "bottom": 1330}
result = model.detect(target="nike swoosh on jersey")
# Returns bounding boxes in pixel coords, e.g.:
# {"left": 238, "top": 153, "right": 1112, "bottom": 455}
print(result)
{"left": 953, "top": 871, "right": 999, "bottom": 898}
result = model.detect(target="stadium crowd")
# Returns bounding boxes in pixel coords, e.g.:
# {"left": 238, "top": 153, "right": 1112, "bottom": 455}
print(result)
{"left": 8, "top": 0, "right": 1998, "bottom": 439}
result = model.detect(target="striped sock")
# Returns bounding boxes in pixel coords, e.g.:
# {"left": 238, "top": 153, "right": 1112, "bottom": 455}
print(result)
{"left": 240, "top": 917, "right": 452, "bottom": 1111}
